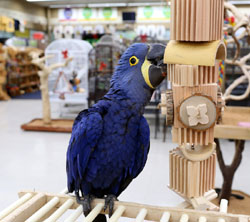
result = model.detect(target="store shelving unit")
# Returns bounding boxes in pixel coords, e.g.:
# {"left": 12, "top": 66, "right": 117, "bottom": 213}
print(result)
{"left": 0, "top": 43, "right": 9, "bottom": 100}
{"left": 6, "top": 49, "right": 40, "bottom": 97}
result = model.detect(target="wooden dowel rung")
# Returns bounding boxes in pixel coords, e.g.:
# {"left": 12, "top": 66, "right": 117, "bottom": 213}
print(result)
{"left": 0, "top": 193, "right": 33, "bottom": 220}
{"left": 25, "top": 197, "right": 60, "bottom": 222}
{"left": 109, "top": 205, "right": 126, "bottom": 222}
{"left": 2, "top": 193, "right": 46, "bottom": 222}
{"left": 180, "top": 213, "right": 189, "bottom": 222}
{"left": 219, "top": 199, "right": 228, "bottom": 213}
{"left": 44, "top": 199, "right": 74, "bottom": 222}
{"left": 160, "top": 211, "right": 170, "bottom": 222}
{"left": 64, "top": 205, "right": 82, "bottom": 222}
{"left": 135, "top": 208, "right": 147, "bottom": 222}
{"left": 85, "top": 203, "right": 104, "bottom": 222}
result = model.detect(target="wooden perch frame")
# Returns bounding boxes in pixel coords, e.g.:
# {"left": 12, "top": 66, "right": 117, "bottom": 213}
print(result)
{"left": 29, "top": 51, "right": 73, "bottom": 124}
{"left": 0, "top": 190, "right": 249, "bottom": 222}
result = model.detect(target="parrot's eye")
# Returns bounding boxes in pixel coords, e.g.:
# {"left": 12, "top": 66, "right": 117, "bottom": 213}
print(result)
{"left": 129, "top": 56, "right": 139, "bottom": 66}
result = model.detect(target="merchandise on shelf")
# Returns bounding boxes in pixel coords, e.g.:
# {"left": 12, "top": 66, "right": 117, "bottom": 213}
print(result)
{"left": 6, "top": 47, "right": 40, "bottom": 97}
{"left": 0, "top": 43, "right": 10, "bottom": 100}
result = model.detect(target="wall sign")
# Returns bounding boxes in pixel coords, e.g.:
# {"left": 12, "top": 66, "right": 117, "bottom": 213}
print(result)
{"left": 58, "top": 8, "right": 118, "bottom": 22}
{"left": 82, "top": 8, "right": 92, "bottom": 19}
{"left": 58, "top": 8, "right": 78, "bottom": 21}
{"left": 137, "top": 6, "right": 171, "bottom": 21}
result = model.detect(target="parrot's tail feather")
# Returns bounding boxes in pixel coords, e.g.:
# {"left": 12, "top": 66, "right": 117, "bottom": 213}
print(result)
{"left": 93, "top": 214, "right": 107, "bottom": 222}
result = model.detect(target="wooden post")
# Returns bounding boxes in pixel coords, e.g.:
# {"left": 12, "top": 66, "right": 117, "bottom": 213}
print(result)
{"left": 215, "top": 139, "right": 245, "bottom": 201}
{"left": 161, "top": 0, "right": 226, "bottom": 209}
{"left": 29, "top": 51, "right": 72, "bottom": 125}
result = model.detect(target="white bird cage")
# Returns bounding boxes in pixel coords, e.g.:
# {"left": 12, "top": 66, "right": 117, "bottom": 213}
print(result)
{"left": 45, "top": 39, "right": 93, "bottom": 118}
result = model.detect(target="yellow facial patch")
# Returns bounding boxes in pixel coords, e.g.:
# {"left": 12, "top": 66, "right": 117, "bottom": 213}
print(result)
{"left": 141, "top": 58, "right": 154, "bottom": 89}
{"left": 129, "top": 56, "right": 139, "bottom": 66}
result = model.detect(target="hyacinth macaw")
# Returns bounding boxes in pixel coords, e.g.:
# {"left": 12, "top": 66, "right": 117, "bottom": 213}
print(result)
{"left": 66, "top": 43, "right": 166, "bottom": 221}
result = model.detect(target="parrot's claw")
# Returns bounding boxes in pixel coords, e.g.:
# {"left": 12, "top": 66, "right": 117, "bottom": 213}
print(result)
{"left": 76, "top": 192, "right": 94, "bottom": 216}
{"left": 104, "top": 194, "right": 118, "bottom": 217}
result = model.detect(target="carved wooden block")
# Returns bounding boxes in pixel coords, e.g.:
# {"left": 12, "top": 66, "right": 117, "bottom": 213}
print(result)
{"left": 169, "top": 148, "right": 216, "bottom": 198}
{"left": 170, "top": 0, "right": 224, "bottom": 41}
{"left": 167, "top": 62, "right": 219, "bottom": 86}
{"left": 172, "top": 127, "right": 214, "bottom": 146}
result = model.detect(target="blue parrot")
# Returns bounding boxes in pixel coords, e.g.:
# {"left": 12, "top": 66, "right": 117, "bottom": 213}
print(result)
{"left": 66, "top": 43, "right": 166, "bottom": 221}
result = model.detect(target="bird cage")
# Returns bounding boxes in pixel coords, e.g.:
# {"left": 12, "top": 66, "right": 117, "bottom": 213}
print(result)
{"left": 88, "top": 35, "right": 126, "bottom": 104}
{"left": 45, "top": 39, "right": 92, "bottom": 117}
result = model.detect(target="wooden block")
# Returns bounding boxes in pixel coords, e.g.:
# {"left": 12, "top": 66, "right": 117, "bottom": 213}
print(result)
{"left": 169, "top": 149, "right": 216, "bottom": 198}
{"left": 173, "top": 84, "right": 218, "bottom": 127}
{"left": 170, "top": 0, "right": 224, "bottom": 41}
{"left": 172, "top": 127, "right": 214, "bottom": 146}
{"left": 168, "top": 64, "right": 219, "bottom": 86}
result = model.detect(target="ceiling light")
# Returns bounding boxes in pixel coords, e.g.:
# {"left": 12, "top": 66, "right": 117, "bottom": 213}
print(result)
{"left": 88, "top": 3, "right": 127, "bottom": 8}
{"left": 49, "top": 4, "right": 87, "bottom": 8}
{"left": 27, "top": 0, "right": 58, "bottom": 2}
{"left": 228, "top": 0, "right": 250, "bottom": 4}
{"left": 127, "top": 2, "right": 167, "bottom": 7}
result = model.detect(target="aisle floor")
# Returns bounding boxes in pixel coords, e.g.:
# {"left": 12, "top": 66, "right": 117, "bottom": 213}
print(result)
{"left": 0, "top": 99, "right": 250, "bottom": 214}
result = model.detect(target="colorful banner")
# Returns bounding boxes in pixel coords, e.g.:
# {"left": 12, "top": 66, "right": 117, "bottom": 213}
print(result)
{"left": 98, "top": 8, "right": 118, "bottom": 20}
{"left": 137, "top": 6, "right": 170, "bottom": 21}
{"left": 58, "top": 8, "right": 118, "bottom": 22}
{"left": 58, "top": 8, "right": 79, "bottom": 21}
{"left": 80, "top": 8, "right": 98, "bottom": 20}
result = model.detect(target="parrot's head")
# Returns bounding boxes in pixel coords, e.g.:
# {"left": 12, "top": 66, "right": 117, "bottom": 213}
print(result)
{"left": 110, "top": 43, "right": 167, "bottom": 104}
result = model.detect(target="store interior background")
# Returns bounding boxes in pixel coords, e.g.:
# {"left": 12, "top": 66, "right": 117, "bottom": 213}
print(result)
{"left": 0, "top": 0, "right": 250, "bottom": 214}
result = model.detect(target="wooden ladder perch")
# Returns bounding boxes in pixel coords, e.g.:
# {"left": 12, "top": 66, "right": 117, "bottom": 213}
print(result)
{"left": 0, "top": 190, "right": 249, "bottom": 222}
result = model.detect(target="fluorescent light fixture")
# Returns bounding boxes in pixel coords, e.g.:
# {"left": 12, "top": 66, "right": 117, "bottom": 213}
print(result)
{"left": 127, "top": 2, "right": 166, "bottom": 7}
{"left": 27, "top": 0, "right": 58, "bottom": 2}
{"left": 228, "top": 0, "right": 250, "bottom": 4}
{"left": 49, "top": 4, "right": 87, "bottom": 8}
{"left": 88, "top": 3, "right": 127, "bottom": 8}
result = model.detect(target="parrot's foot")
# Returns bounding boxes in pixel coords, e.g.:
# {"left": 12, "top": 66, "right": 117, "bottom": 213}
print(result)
{"left": 76, "top": 192, "right": 95, "bottom": 216}
{"left": 104, "top": 194, "right": 118, "bottom": 217}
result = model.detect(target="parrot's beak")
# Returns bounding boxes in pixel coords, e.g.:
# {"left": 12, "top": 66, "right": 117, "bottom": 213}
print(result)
{"left": 141, "top": 43, "right": 167, "bottom": 89}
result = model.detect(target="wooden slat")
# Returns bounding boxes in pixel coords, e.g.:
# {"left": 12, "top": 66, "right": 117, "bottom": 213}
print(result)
{"left": 85, "top": 203, "right": 104, "bottom": 222}
{"left": 2, "top": 193, "right": 46, "bottom": 222}
{"left": 0, "top": 193, "right": 33, "bottom": 220}
{"left": 64, "top": 205, "right": 82, "bottom": 222}
{"left": 26, "top": 197, "right": 60, "bottom": 222}
{"left": 135, "top": 208, "right": 147, "bottom": 222}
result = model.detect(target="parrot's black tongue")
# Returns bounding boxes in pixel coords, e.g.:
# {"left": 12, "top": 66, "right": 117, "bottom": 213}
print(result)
{"left": 147, "top": 43, "right": 167, "bottom": 88}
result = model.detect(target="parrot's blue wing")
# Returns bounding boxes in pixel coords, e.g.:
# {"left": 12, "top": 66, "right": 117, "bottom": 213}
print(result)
{"left": 131, "top": 116, "right": 150, "bottom": 177}
{"left": 66, "top": 109, "right": 103, "bottom": 193}
{"left": 117, "top": 116, "right": 150, "bottom": 195}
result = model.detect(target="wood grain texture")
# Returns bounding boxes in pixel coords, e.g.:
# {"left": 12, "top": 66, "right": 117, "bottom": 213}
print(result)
{"left": 170, "top": 0, "right": 224, "bottom": 41}
{"left": 169, "top": 148, "right": 216, "bottom": 198}
{"left": 172, "top": 127, "right": 214, "bottom": 146}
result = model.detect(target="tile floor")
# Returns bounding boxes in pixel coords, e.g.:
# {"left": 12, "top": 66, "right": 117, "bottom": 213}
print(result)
{"left": 0, "top": 99, "right": 250, "bottom": 216}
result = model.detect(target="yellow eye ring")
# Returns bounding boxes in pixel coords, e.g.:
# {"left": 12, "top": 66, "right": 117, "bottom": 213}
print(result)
{"left": 129, "top": 56, "right": 139, "bottom": 66}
